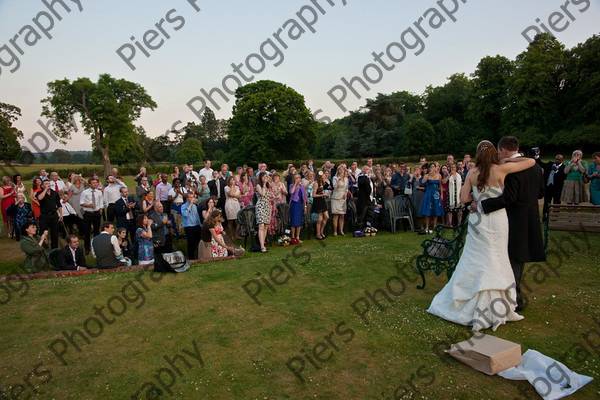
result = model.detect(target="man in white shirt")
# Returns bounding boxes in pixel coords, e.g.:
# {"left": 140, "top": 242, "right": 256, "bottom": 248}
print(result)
{"left": 49, "top": 171, "right": 67, "bottom": 193}
{"left": 155, "top": 173, "right": 172, "bottom": 213}
{"left": 199, "top": 160, "right": 214, "bottom": 182}
{"left": 104, "top": 175, "right": 125, "bottom": 223}
{"left": 60, "top": 190, "right": 82, "bottom": 238}
{"left": 80, "top": 177, "right": 104, "bottom": 255}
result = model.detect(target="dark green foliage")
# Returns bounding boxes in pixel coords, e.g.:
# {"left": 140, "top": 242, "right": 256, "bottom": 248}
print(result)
{"left": 50, "top": 149, "right": 72, "bottom": 164}
{"left": 174, "top": 138, "right": 205, "bottom": 165}
{"left": 227, "top": 80, "right": 318, "bottom": 165}
{"left": 0, "top": 102, "right": 23, "bottom": 162}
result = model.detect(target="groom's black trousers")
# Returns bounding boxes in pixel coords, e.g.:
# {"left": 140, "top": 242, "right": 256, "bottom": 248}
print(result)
{"left": 509, "top": 254, "right": 525, "bottom": 310}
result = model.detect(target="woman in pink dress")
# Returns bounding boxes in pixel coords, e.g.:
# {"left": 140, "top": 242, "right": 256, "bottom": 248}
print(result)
{"left": 1, "top": 176, "right": 17, "bottom": 237}
{"left": 268, "top": 172, "right": 288, "bottom": 235}
{"left": 237, "top": 172, "right": 254, "bottom": 209}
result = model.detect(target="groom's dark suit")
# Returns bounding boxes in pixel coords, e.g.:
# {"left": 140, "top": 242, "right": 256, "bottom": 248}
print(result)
{"left": 480, "top": 158, "right": 546, "bottom": 310}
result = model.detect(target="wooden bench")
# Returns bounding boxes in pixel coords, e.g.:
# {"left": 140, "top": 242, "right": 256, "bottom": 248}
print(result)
{"left": 415, "top": 221, "right": 468, "bottom": 290}
{"left": 544, "top": 204, "right": 600, "bottom": 253}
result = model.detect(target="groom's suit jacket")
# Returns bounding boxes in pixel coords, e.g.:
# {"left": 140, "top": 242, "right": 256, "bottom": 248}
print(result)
{"left": 480, "top": 159, "right": 546, "bottom": 264}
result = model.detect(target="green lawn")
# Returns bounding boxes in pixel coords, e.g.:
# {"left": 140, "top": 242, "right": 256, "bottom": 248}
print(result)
{"left": 0, "top": 229, "right": 598, "bottom": 399}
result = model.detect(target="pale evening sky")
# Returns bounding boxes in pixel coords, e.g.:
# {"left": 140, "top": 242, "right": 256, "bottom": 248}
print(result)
{"left": 0, "top": 0, "right": 598, "bottom": 152}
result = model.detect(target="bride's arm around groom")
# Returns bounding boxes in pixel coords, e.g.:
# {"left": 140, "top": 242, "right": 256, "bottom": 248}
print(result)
{"left": 476, "top": 136, "right": 546, "bottom": 311}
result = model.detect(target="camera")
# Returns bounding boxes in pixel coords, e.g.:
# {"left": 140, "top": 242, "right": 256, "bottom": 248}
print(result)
{"left": 531, "top": 147, "right": 539, "bottom": 153}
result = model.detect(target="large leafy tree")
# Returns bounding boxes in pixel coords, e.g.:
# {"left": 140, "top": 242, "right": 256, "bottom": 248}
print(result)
{"left": 227, "top": 80, "right": 318, "bottom": 165}
{"left": 554, "top": 34, "right": 600, "bottom": 150}
{"left": 0, "top": 102, "right": 23, "bottom": 162}
{"left": 502, "top": 33, "right": 567, "bottom": 145}
{"left": 182, "top": 108, "right": 228, "bottom": 160}
{"left": 424, "top": 73, "right": 473, "bottom": 125}
{"left": 41, "top": 73, "right": 157, "bottom": 176}
{"left": 396, "top": 115, "right": 436, "bottom": 156}
{"left": 174, "top": 138, "right": 205, "bottom": 165}
{"left": 468, "top": 55, "right": 514, "bottom": 144}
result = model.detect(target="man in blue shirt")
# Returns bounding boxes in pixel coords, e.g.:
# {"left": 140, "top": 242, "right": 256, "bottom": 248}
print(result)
{"left": 181, "top": 192, "right": 202, "bottom": 260}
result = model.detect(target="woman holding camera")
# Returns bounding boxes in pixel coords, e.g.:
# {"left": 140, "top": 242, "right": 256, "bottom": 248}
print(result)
{"left": 561, "top": 150, "right": 588, "bottom": 205}
{"left": 135, "top": 214, "right": 154, "bottom": 265}
{"left": 20, "top": 221, "right": 50, "bottom": 272}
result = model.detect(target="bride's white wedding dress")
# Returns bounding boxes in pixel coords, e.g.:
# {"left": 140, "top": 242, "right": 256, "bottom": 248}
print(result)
{"left": 427, "top": 186, "right": 523, "bottom": 331}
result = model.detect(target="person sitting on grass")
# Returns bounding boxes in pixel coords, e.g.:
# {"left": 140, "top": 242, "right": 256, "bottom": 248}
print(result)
{"left": 91, "top": 221, "right": 127, "bottom": 269}
{"left": 20, "top": 221, "right": 49, "bottom": 273}
{"left": 56, "top": 235, "right": 88, "bottom": 271}
{"left": 199, "top": 209, "right": 236, "bottom": 260}
{"left": 116, "top": 227, "right": 133, "bottom": 263}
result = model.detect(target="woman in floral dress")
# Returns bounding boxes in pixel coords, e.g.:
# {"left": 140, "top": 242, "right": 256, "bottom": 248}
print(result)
{"left": 135, "top": 214, "right": 154, "bottom": 265}
{"left": 255, "top": 172, "right": 271, "bottom": 253}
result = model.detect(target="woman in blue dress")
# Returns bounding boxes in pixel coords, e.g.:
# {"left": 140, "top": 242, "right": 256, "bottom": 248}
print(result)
{"left": 420, "top": 162, "right": 444, "bottom": 234}
{"left": 289, "top": 173, "right": 307, "bottom": 245}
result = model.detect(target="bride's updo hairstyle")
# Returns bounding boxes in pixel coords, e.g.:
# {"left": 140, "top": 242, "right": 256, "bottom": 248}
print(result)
{"left": 475, "top": 140, "right": 499, "bottom": 192}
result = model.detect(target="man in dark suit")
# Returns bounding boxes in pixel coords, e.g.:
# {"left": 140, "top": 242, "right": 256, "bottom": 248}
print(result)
{"left": 478, "top": 136, "right": 546, "bottom": 311}
{"left": 56, "top": 235, "right": 88, "bottom": 270}
{"left": 535, "top": 151, "right": 565, "bottom": 219}
{"left": 208, "top": 170, "right": 227, "bottom": 218}
{"left": 357, "top": 166, "right": 375, "bottom": 230}
{"left": 115, "top": 187, "right": 137, "bottom": 244}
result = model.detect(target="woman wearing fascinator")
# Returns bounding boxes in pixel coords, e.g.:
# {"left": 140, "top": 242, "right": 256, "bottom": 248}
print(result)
{"left": 427, "top": 140, "right": 535, "bottom": 331}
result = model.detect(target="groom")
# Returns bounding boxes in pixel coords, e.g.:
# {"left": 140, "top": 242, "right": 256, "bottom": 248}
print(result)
{"left": 475, "top": 136, "right": 546, "bottom": 311}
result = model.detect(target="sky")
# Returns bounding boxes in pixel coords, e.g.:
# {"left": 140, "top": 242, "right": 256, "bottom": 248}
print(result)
{"left": 0, "top": 0, "right": 598, "bottom": 152}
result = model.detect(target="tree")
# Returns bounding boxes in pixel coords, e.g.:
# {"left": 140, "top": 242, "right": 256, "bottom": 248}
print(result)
{"left": 227, "top": 80, "right": 318, "bottom": 165}
{"left": 19, "top": 149, "right": 35, "bottom": 164}
{"left": 396, "top": 115, "right": 436, "bottom": 156}
{"left": 182, "top": 108, "right": 228, "bottom": 160}
{"left": 41, "top": 73, "right": 157, "bottom": 177}
{"left": 502, "top": 33, "right": 567, "bottom": 143}
{"left": 174, "top": 138, "right": 205, "bottom": 165}
{"left": 39, "top": 154, "right": 48, "bottom": 164}
{"left": 424, "top": 73, "right": 473, "bottom": 125}
{"left": 0, "top": 102, "right": 23, "bottom": 162}
{"left": 51, "top": 149, "right": 72, "bottom": 164}
{"left": 468, "top": 55, "right": 514, "bottom": 144}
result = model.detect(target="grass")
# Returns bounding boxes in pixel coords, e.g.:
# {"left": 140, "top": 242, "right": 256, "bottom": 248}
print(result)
{"left": 0, "top": 229, "right": 599, "bottom": 399}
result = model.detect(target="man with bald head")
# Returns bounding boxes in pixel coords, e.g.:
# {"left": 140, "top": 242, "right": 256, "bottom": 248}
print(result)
{"left": 150, "top": 201, "right": 173, "bottom": 254}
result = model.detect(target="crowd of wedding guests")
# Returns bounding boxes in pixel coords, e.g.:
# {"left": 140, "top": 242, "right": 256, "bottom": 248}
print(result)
{"left": 1, "top": 150, "right": 599, "bottom": 273}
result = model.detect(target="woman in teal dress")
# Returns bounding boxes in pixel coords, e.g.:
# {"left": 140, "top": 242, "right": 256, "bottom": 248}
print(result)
{"left": 588, "top": 152, "right": 600, "bottom": 205}
{"left": 420, "top": 162, "right": 444, "bottom": 234}
{"left": 561, "top": 150, "right": 588, "bottom": 204}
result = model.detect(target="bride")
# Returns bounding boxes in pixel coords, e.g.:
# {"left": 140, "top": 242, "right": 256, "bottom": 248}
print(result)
{"left": 427, "top": 140, "right": 535, "bottom": 331}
